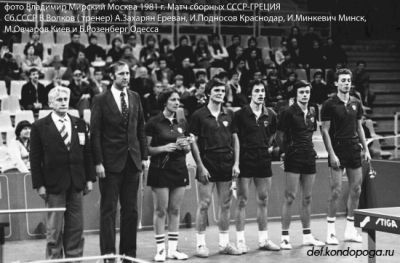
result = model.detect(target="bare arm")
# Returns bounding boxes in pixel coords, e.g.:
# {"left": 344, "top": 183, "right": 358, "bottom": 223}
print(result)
{"left": 232, "top": 133, "right": 240, "bottom": 177}
{"left": 146, "top": 136, "right": 177, "bottom": 156}
{"left": 357, "top": 119, "right": 371, "bottom": 161}
{"left": 321, "top": 120, "right": 340, "bottom": 168}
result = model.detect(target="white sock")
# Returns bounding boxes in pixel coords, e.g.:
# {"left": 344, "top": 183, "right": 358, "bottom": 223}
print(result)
{"left": 258, "top": 230, "right": 268, "bottom": 243}
{"left": 281, "top": 230, "right": 290, "bottom": 242}
{"left": 155, "top": 234, "right": 165, "bottom": 252}
{"left": 196, "top": 233, "right": 206, "bottom": 247}
{"left": 346, "top": 216, "right": 355, "bottom": 231}
{"left": 236, "top": 231, "right": 245, "bottom": 243}
{"left": 168, "top": 232, "right": 178, "bottom": 252}
{"left": 219, "top": 232, "right": 229, "bottom": 247}
{"left": 327, "top": 217, "right": 336, "bottom": 235}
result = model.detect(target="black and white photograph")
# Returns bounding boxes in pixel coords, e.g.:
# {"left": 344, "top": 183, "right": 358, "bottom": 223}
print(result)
{"left": 0, "top": 0, "right": 399, "bottom": 262}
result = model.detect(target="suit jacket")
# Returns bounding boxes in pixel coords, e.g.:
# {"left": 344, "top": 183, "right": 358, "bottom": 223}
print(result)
{"left": 30, "top": 113, "right": 96, "bottom": 194}
{"left": 90, "top": 89, "right": 148, "bottom": 173}
{"left": 21, "top": 81, "right": 48, "bottom": 110}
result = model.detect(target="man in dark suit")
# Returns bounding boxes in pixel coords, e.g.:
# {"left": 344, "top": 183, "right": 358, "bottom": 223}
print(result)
{"left": 90, "top": 61, "right": 148, "bottom": 261}
{"left": 30, "top": 86, "right": 96, "bottom": 259}
{"left": 62, "top": 32, "right": 86, "bottom": 67}
{"left": 21, "top": 68, "right": 49, "bottom": 112}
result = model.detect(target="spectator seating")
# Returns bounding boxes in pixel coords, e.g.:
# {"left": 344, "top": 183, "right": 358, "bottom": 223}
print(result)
{"left": 68, "top": 109, "right": 79, "bottom": 118}
{"left": 0, "top": 112, "right": 13, "bottom": 133}
{"left": 56, "top": 32, "right": 71, "bottom": 44}
{"left": 0, "top": 81, "right": 7, "bottom": 100}
{"left": 14, "top": 110, "right": 35, "bottom": 125}
{"left": 40, "top": 32, "right": 55, "bottom": 45}
{"left": 51, "top": 44, "right": 64, "bottom": 58}
{"left": 10, "top": 81, "right": 25, "bottom": 99}
{"left": 295, "top": 68, "right": 308, "bottom": 81}
{"left": 1, "top": 96, "right": 20, "bottom": 114}
{"left": 270, "top": 36, "right": 282, "bottom": 50}
{"left": 257, "top": 36, "right": 270, "bottom": 49}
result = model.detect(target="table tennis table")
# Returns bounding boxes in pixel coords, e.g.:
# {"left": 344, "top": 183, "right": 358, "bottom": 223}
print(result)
{"left": 354, "top": 207, "right": 400, "bottom": 263}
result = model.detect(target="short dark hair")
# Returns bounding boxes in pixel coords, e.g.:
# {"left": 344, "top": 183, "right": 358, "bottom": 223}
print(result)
{"left": 158, "top": 88, "right": 179, "bottom": 108}
{"left": 313, "top": 71, "right": 324, "bottom": 79}
{"left": 335, "top": 68, "right": 352, "bottom": 81}
{"left": 247, "top": 80, "right": 265, "bottom": 97}
{"left": 15, "top": 120, "right": 32, "bottom": 138}
{"left": 290, "top": 81, "right": 311, "bottom": 99}
{"left": 70, "top": 32, "right": 80, "bottom": 38}
{"left": 89, "top": 34, "right": 97, "bottom": 41}
{"left": 205, "top": 79, "right": 225, "bottom": 95}
{"left": 28, "top": 67, "right": 39, "bottom": 77}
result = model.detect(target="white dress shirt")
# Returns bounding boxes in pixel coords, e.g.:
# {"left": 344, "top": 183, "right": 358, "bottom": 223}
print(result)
{"left": 51, "top": 112, "right": 71, "bottom": 145}
{"left": 111, "top": 86, "right": 129, "bottom": 113}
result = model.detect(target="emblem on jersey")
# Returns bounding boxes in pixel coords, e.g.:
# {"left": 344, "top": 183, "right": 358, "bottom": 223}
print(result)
{"left": 223, "top": 121, "right": 229, "bottom": 127}
{"left": 352, "top": 104, "right": 357, "bottom": 111}
{"left": 177, "top": 127, "right": 183, "bottom": 134}
{"left": 264, "top": 121, "right": 269, "bottom": 127}
{"left": 310, "top": 117, "right": 315, "bottom": 123}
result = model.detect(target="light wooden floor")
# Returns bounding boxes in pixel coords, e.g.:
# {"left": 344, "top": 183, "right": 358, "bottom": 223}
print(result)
{"left": 5, "top": 217, "right": 400, "bottom": 262}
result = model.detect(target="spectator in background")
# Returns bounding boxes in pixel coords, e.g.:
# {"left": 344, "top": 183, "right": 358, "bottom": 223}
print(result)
{"left": 88, "top": 68, "right": 107, "bottom": 95}
{"left": 140, "top": 35, "right": 160, "bottom": 65}
{"left": 227, "top": 35, "right": 242, "bottom": 63}
{"left": 152, "top": 57, "right": 174, "bottom": 85}
{"left": 120, "top": 45, "right": 139, "bottom": 72}
{"left": 246, "top": 48, "right": 264, "bottom": 75}
{"left": 275, "top": 40, "right": 288, "bottom": 67}
{"left": 287, "top": 26, "right": 303, "bottom": 49}
{"left": 227, "top": 71, "right": 247, "bottom": 107}
{"left": 24, "top": 31, "right": 44, "bottom": 60}
{"left": 305, "top": 40, "right": 325, "bottom": 69}
{"left": 176, "top": 57, "right": 196, "bottom": 89}
{"left": 303, "top": 26, "right": 321, "bottom": 56}
{"left": 232, "top": 57, "right": 251, "bottom": 91}
{"left": 195, "top": 70, "right": 208, "bottom": 83}
{"left": 194, "top": 38, "right": 212, "bottom": 70}
{"left": 107, "top": 37, "right": 123, "bottom": 63}
{"left": 62, "top": 32, "right": 86, "bottom": 67}
{"left": 310, "top": 71, "right": 329, "bottom": 105}
{"left": 21, "top": 68, "right": 48, "bottom": 112}
{"left": 126, "top": 33, "right": 142, "bottom": 62}
{"left": 288, "top": 38, "right": 304, "bottom": 68}
{"left": 265, "top": 71, "right": 284, "bottom": 109}
{"left": 173, "top": 36, "right": 195, "bottom": 69}
{"left": 353, "top": 60, "right": 371, "bottom": 106}
{"left": 181, "top": 79, "right": 208, "bottom": 120}
{"left": 159, "top": 38, "right": 175, "bottom": 68}
{"left": 8, "top": 120, "right": 31, "bottom": 172}
{"left": 209, "top": 34, "right": 229, "bottom": 68}
{"left": 244, "top": 37, "right": 262, "bottom": 60}
{"left": 323, "top": 37, "right": 347, "bottom": 69}
{"left": 130, "top": 66, "right": 154, "bottom": 107}
{"left": 171, "top": 74, "right": 191, "bottom": 100}
{"left": 229, "top": 46, "right": 244, "bottom": 70}
{"left": 84, "top": 35, "right": 106, "bottom": 63}
{"left": 145, "top": 81, "right": 164, "bottom": 119}
{"left": 21, "top": 44, "right": 43, "bottom": 76}
{"left": 66, "top": 51, "right": 90, "bottom": 79}
{"left": 68, "top": 69, "right": 92, "bottom": 115}
{"left": 0, "top": 52, "right": 21, "bottom": 91}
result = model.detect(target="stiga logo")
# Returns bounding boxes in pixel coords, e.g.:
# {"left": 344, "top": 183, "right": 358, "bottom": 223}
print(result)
{"left": 375, "top": 218, "right": 398, "bottom": 228}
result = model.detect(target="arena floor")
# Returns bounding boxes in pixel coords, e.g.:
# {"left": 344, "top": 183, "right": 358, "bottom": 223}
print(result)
{"left": 5, "top": 217, "right": 400, "bottom": 263}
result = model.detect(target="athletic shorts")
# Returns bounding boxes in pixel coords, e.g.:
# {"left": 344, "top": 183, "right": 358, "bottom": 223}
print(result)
{"left": 329, "top": 140, "right": 362, "bottom": 169}
{"left": 198, "top": 151, "right": 234, "bottom": 182}
{"left": 239, "top": 148, "right": 272, "bottom": 178}
{"left": 284, "top": 148, "right": 316, "bottom": 174}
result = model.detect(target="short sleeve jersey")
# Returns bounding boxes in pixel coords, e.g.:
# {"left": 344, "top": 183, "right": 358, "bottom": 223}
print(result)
{"left": 320, "top": 95, "right": 363, "bottom": 140}
{"left": 232, "top": 105, "right": 277, "bottom": 149}
{"left": 278, "top": 103, "right": 317, "bottom": 150}
{"left": 189, "top": 106, "right": 234, "bottom": 154}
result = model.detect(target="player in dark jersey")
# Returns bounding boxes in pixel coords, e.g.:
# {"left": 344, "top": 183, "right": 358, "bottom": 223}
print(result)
{"left": 233, "top": 81, "right": 280, "bottom": 253}
{"left": 278, "top": 82, "right": 325, "bottom": 250}
{"left": 321, "top": 68, "right": 371, "bottom": 244}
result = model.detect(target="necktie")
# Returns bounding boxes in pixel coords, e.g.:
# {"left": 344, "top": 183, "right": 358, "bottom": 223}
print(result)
{"left": 120, "top": 91, "right": 129, "bottom": 126}
{"left": 59, "top": 118, "right": 70, "bottom": 150}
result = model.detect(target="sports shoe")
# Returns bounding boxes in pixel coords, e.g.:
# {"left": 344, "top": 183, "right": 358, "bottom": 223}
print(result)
{"left": 344, "top": 228, "right": 362, "bottom": 243}
{"left": 259, "top": 239, "right": 280, "bottom": 251}
{"left": 326, "top": 233, "right": 339, "bottom": 245}
{"left": 218, "top": 243, "right": 241, "bottom": 255}
{"left": 154, "top": 249, "right": 166, "bottom": 262}
{"left": 167, "top": 250, "right": 189, "bottom": 260}
{"left": 237, "top": 240, "right": 249, "bottom": 254}
{"left": 303, "top": 235, "right": 325, "bottom": 247}
{"left": 195, "top": 245, "right": 209, "bottom": 258}
{"left": 280, "top": 239, "right": 292, "bottom": 250}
